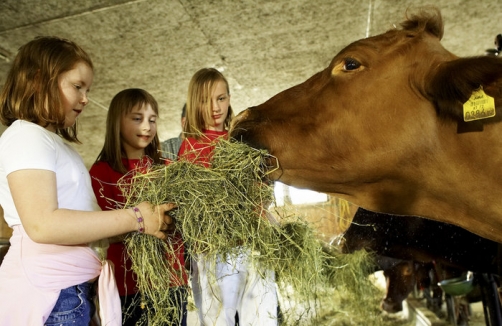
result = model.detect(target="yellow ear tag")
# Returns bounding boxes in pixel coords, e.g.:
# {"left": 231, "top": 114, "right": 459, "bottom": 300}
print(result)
{"left": 463, "top": 86, "right": 496, "bottom": 121}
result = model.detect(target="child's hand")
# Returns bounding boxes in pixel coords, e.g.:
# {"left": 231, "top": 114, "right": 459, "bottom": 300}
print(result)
{"left": 134, "top": 202, "right": 177, "bottom": 240}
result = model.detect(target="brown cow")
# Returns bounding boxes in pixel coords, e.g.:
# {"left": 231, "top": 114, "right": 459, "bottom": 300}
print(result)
{"left": 230, "top": 7, "right": 502, "bottom": 243}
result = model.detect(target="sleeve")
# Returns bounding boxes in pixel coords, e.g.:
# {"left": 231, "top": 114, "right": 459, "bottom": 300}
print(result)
{"left": 161, "top": 137, "right": 182, "bottom": 161}
{"left": 2, "top": 124, "right": 56, "bottom": 175}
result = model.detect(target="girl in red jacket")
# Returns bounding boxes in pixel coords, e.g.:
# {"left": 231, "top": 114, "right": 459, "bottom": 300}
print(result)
{"left": 179, "top": 68, "right": 278, "bottom": 326}
{"left": 90, "top": 88, "right": 188, "bottom": 325}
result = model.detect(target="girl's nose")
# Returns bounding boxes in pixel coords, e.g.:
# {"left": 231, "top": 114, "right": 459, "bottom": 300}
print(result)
{"left": 81, "top": 93, "right": 89, "bottom": 106}
{"left": 141, "top": 119, "right": 151, "bottom": 131}
{"left": 212, "top": 100, "right": 221, "bottom": 112}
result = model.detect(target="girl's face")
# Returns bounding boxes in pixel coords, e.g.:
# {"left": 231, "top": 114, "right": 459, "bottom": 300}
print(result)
{"left": 57, "top": 61, "right": 93, "bottom": 130}
{"left": 204, "top": 80, "right": 230, "bottom": 131}
{"left": 120, "top": 103, "right": 157, "bottom": 159}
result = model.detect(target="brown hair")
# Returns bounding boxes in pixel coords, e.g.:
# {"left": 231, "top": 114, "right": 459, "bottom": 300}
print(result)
{"left": 0, "top": 36, "right": 93, "bottom": 143}
{"left": 95, "top": 88, "right": 161, "bottom": 174}
{"left": 183, "top": 68, "right": 234, "bottom": 140}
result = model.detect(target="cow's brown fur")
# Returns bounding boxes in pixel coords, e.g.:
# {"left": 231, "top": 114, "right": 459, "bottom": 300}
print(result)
{"left": 230, "top": 7, "right": 502, "bottom": 243}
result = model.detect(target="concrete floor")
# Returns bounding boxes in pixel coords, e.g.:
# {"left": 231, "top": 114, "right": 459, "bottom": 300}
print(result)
{"left": 184, "top": 271, "right": 490, "bottom": 326}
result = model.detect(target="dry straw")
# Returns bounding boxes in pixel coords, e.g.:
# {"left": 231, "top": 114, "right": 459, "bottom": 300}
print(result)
{"left": 120, "top": 138, "right": 382, "bottom": 325}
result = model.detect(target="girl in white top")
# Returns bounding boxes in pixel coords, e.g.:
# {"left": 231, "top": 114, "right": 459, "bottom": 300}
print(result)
{"left": 0, "top": 36, "right": 175, "bottom": 326}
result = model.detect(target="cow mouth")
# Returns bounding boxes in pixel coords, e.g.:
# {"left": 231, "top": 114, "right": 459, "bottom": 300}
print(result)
{"left": 381, "top": 298, "right": 403, "bottom": 313}
{"left": 230, "top": 109, "right": 283, "bottom": 181}
{"left": 229, "top": 109, "right": 265, "bottom": 147}
{"left": 261, "top": 155, "right": 281, "bottom": 181}
{"left": 229, "top": 133, "right": 281, "bottom": 182}
{"left": 229, "top": 120, "right": 266, "bottom": 149}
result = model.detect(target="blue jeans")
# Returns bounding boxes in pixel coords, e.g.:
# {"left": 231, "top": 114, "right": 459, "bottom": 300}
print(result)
{"left": 45, "top": 282, "right": 95, "bottom": 326}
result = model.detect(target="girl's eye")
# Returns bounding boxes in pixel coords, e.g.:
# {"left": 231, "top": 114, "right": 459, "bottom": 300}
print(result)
{"left": 74, "top": 84, "right": 82, "bottom": 90}
{"left": 149, "top": 119, "right": 156, "bottom": 123}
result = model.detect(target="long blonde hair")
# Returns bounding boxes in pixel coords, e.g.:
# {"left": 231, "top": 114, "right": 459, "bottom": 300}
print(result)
{"left": 0, "top": 36, "right": 93, "bottom": 143}
{"left": 95, "top": 88, "right": 161, "bottom": 174}
{"left": 184, "top": 68, "right": 234, "bottom": 140}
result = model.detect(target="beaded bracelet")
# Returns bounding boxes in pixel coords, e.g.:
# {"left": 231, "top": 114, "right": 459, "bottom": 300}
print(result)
{"left": 132, "top": 207, "right": 145, "bottom": 233}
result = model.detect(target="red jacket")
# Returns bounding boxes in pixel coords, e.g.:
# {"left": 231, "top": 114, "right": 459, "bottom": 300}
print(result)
{"left": 178, "top": 129, "right": 228, "bottom": 167}
{"left": 90, "top": 158, "right": 188, "bottom": 296}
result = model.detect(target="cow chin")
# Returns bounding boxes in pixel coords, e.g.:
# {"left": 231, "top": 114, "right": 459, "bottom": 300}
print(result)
{"left": 381, "top": 297, "right": 403, "bottom": 313}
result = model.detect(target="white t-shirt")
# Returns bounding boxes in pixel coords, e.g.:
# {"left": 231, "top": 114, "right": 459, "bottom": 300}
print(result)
{"left": 0, "top": 120, "right": 100, "bottom": 227}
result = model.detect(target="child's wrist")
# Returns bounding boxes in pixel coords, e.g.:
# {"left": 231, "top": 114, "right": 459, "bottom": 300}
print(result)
{"left": 131, "top": 206, "right": 145, "bottom": 233}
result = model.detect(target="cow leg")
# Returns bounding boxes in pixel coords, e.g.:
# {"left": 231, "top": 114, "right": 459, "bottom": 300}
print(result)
{"left": 420, "top": 264, "right": 444, "bottom": 317}
{"left": 444, "top": 294, "right": 458, "bottom": 325}
{"left": 456, "top": 296, "right": 471, "bottom": 326}
{"left": 478, "top": 273, "right": 502, "bottom": 326}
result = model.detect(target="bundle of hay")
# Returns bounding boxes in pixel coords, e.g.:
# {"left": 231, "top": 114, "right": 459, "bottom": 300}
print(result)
{"left": 120, "top": 139, "right": 378, "bottom": 325}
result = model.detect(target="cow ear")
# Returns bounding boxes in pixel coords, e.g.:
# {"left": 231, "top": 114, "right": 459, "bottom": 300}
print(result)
{"left": 426, "top": 56, "right": 502, "bottom": 121}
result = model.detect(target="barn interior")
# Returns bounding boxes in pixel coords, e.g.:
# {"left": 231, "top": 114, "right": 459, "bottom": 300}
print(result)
{"left": 0, "top": 0, "right": 501, "bottom": 325}
{"left": 1, "top": 0, "right": 500, "bottom": 168}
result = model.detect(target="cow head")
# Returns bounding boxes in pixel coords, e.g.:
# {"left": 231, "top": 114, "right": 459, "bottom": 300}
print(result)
{"left": 381, "top": 260, "right": 416, "bottom": 313}
{"left": 230, "top": 7, "right": 502, "bottom": 241}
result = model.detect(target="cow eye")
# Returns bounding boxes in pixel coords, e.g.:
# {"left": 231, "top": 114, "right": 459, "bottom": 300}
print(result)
{"left": 343, "top": 58, "right": 361, "bottom": 71}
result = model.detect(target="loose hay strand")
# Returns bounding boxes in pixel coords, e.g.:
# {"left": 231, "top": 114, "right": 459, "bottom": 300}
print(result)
{"left": 119, "top": 138, "right": 388, "bottom": 325}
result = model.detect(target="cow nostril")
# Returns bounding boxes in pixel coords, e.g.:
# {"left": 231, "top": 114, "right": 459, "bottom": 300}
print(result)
{"left": 233, "top": 109, "right": 249, "bottom": 123}
{"left": 229, "top": 111, "right": 250, "bottom": 138}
